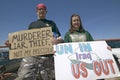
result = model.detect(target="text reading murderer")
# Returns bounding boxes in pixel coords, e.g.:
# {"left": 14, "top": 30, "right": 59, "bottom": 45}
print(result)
{"left": 10, "top": 29, "right": 52, "bottom": 50}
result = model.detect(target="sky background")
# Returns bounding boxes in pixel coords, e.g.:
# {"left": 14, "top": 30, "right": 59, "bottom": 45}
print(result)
{"left": 0, "top": 0, "right": 120, "bottom": 45}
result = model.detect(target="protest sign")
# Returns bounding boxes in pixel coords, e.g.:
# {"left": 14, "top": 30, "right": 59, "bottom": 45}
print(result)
{"left": 54, "top": 41, "right": 120, "bottom": 80}
{"left": 9, "top": 27, "right": 53, "bottom": 59}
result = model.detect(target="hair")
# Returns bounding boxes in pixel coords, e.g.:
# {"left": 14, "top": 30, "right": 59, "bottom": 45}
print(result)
{"left": 69, "top": 14, "right": 85, "bottom": 33}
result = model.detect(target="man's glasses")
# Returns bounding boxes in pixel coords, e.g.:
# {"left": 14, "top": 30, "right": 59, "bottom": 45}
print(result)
{"left": 37, "top": 8, "right": 46, "bottom": 12}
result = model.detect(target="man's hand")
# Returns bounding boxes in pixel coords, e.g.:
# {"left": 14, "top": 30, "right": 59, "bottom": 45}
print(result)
{"left": 5, "top": 40, "right": 11, "bottom": 47}
{"left": 51, "top": 36, "right": 64, "bottom": 45}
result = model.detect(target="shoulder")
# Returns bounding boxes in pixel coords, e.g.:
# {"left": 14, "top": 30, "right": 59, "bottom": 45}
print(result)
{"left": 84, "top": 30, "right": 90, "bottom": 34}
{"left": 28, "top": 20, "right": 41, "bottom": 29}
{"left": 29, "top": 20, "right": 39, "bottom": 25}
{"left": 47, "top": 20, "right": 55, "bottom": 24}
{"left": 65, "top": 31, "right": 71, "bottom": 36}
{"left": 45, "top": 19, "right": 55, "bottom": 23}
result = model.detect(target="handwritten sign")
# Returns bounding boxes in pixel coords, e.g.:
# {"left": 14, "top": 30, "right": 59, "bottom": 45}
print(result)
{"left": 9, "top": 27, "right": 53, "bottom": 59}
{"left": 54, "top": 41, "right": 120, "bottom": 80}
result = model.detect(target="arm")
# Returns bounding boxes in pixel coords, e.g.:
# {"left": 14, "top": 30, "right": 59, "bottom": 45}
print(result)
{"left": 86, "top": 31, "right": 94, "bottom": 41}
{"left": 64, "top": 32, "right": 71, "bottom": 43}
{"left": 51, "top": 21, "right": 64, "bottom": 44}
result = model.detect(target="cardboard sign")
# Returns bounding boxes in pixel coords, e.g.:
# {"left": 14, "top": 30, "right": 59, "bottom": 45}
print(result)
{"left": 54, "top": 41, "right": 120, "bottom": 80}
{"left": 9, "top": 27, "right": 53, "bottom": 59}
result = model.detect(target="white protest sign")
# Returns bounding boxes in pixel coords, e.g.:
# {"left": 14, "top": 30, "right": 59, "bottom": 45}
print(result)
{"left": 9, "top": 27, "right": 53, "bottom": 59}
{"left": 54, "top": 41, "right": 120, "bottom": 80}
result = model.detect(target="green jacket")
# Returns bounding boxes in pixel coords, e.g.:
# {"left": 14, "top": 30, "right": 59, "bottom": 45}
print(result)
{"left": 64, "top": 30, "right": 94, "bottom": 43}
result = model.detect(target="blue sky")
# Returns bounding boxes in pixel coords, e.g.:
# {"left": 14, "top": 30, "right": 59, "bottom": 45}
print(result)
{"left": 0, "top": 0, "right": 120, "bottom": 45}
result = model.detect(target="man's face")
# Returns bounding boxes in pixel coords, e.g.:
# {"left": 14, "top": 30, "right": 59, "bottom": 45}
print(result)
{"left": 36, "top": 8, "right": 47, "bottom": 19}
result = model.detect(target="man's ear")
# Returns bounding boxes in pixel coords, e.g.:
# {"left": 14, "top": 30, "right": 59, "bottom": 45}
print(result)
{"left": 36, "top": 12, "right": 40, "bottom": 19}
{"left": 45, "top": 10, "right": 47, "bottom": 14}
{"left": 36, "top": 11, "right": 39, "bottom": 15}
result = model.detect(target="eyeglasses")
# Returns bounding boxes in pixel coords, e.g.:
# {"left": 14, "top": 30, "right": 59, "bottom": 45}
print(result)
{"left": 37, "top": 8, "right": 46, "bottom": 11}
